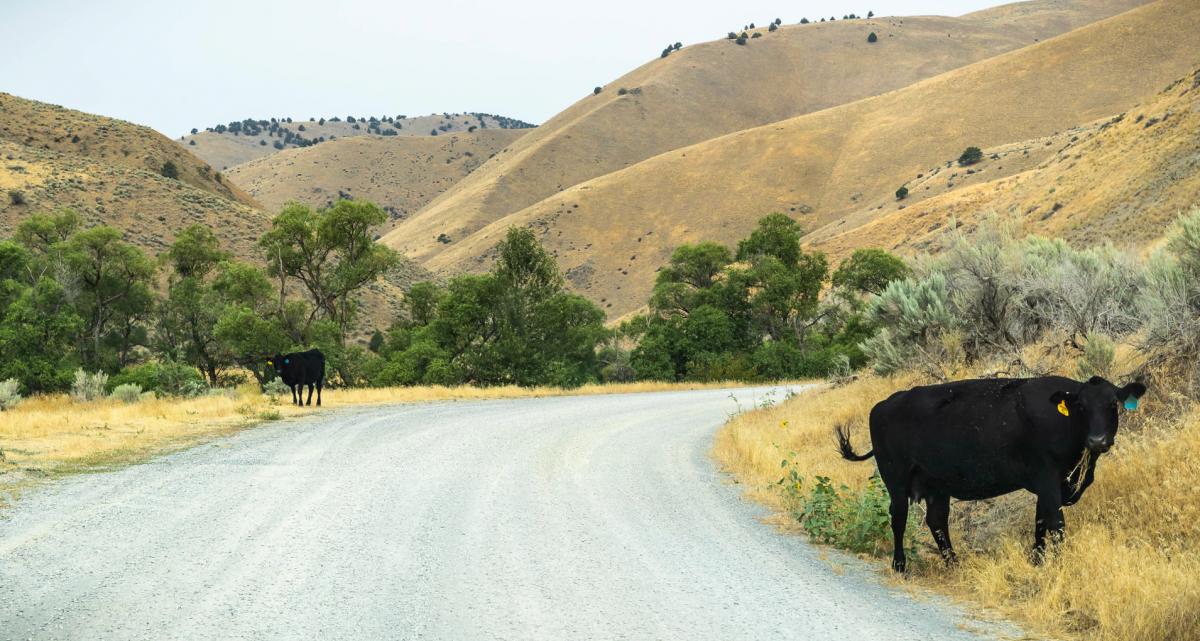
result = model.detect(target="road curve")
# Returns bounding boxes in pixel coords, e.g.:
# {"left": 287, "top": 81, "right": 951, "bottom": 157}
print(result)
{"left": 0, "top": 387, "right": 1010, "bottom": 641}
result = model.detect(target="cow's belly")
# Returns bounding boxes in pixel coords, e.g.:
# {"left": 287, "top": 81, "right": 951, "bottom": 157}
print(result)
{"left": 907, "top": 450, "right": 1031, "bottom": 501}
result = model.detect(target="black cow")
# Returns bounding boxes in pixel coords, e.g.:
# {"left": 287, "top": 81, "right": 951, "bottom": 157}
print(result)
{"left": 268, "top": 349, "right": 325, "bottom": 406}
{"left": 838, "top": 375, "right": 1146, "bottom": 572}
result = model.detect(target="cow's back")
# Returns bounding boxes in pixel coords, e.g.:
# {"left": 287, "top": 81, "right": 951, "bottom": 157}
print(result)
{"left": 868, "top": 378, "right": 1039, "bottom": 497}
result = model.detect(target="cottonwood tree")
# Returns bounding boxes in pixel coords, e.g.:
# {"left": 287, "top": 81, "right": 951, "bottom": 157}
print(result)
{"left": 58, "top": 226, "right": 156, "bottom": 370}
{"left": 259, "top": 200, "right": 400, "bottom": 342}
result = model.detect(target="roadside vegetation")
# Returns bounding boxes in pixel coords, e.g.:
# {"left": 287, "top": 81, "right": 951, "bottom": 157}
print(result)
{"left": 715, "top": 211, "right": 1200, "bottom": 641}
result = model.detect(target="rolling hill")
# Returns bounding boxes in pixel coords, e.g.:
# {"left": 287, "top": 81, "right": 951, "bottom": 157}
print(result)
{"left": 0, "top": 92, "right": 256, "bottom": 207}
{"left": 223, "top": 129, "right": 529, "bottom": 235}
{"left": 389, "top": 0, "right": 1198, "bottom": 317}
{"left": 381, "top": 0, "right": 1147, "bottom": 267}
{"left": 0, "top": 93, "right": 430, "bottom": 337}
{"left": 183, "top": 112, "right": 535, "bottom": 170}
{"left": 807, "top": 66, "right": 1200, "bottom": 261}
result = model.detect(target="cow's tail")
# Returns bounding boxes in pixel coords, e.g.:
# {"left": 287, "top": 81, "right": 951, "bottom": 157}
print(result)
{"left": 835, "top": 423, "right": 874, "bottom": 462}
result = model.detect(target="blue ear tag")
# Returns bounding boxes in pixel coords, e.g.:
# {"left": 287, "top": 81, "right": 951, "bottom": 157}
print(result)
{"left": 1124, "top": 397, "right": 1139, "bottom": 411}
{"left": 284, "top": 359, "right": 289, "bottom": 365}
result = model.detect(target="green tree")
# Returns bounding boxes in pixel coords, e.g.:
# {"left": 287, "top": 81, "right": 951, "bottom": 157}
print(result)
{"left": 161, "top": 160, "right": 180, "bottom": 179}
{"left": 895, "top": 185, "right": 909, "bottom": 200}
{"left": 259, "top": 200, "right": 400, "bottom": 341}
{"left": 736, "top": 213, "right": 803, "bottom": 267}
{"left": 59, "top": 226, "right": 156, "bottom": 370}
{"left": 832, "top": 249, "right": 911, "bottom": 297}
{"left": 156, "top": 226, "right": 233, "bottom": 384}
{"left": 958, "top": 146, "right": 983, "bottom": 166}
{"left": 867, "top": 32, "right": 878, "bottom": 43}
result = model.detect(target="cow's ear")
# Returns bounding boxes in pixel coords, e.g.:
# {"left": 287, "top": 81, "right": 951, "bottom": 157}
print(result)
{"left": 1118, "top": 382, "right": 1147, "bottom": 410}
{"left": 1086, "top": 375, "right": 1107, "bottom": 386}
{"left": 1049, "top": 391, "right": 1073, "bottom": 416}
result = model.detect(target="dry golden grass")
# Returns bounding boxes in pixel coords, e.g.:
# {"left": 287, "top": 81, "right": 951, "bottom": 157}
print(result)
{"left": 225, "top": 130, "right": 527, "bottom": 237}
{"left": 0, "top": 380, "right": 759, "bottom": 483}
{"left": 381, "top": 0, "right": 1140, "bottom": 266}
{"left": 809, "top": 66, "right": 1200, "bottom": 264}
{"left": 388, "top": 0, "right": 1193, "bottom": 318}
{"left": 0, "top": 92, "right": 254, "bottom": 206}
{"left": 713, "top": 362, "right": 1200, "bottom": 641}
{"left": 0, "top": 140, "right": 274, "bottom": 263}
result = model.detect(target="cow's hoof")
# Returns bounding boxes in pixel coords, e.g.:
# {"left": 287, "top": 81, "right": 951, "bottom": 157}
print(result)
{"left": 892, "top": 558, "right": 906, "bottom": 573}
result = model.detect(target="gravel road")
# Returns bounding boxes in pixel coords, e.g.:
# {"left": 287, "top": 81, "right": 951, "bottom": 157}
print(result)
{"left": 0, "top": 387, "right": 1013, "bottom": 641}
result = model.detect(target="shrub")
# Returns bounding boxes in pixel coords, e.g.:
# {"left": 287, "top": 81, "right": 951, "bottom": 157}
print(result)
{"left": 262, "top": 379, "right": 290, "bottom": 397}
{"left": 895, "top": 185, "right": 908, "bottom": 200}
{"left": 160, "top": 160, "right": 179, "bottom": 179}
{"left": 593, "top": 86, "right": 602, "bottom": 95}
{"left": 8, "top": 189, "right": 26, "bottom": 205}
{"left": 861, "top": 272, "right": 958, "bottom": 376}
{"left": 108, "top": 361, "right": 205, "bottom": 396}
{"left": 867, "top": 32, "right": 878, "bottom": 43}
{"left": 1017, "top": 237, "right": 1141, "bottom": 345}
{"left": 0, "top": 378, "right": 22, "bottom": 411}
{"left": 751, "top": 32, "right": 762, "bottom": 39}
{"left": 800, "top": 18, "right": 810, "bottom": 24}
{"left": 778, "top": 465, "right": 919, "bottom": 556}
{"left": 957, "top": 146, "right": 983, "bottom": 166}
{"left": 1076, "top": 332, "right": 1116, "bottom": 380}
{"left": 618, "top": 87, "right": 628, "bottom": 95}
{"left": 1139, "top": 208, "right": 1200, "bottom": 370}
{"left": 110, "top": 383, "right": 143, "bottom": 404}
{"left": 769, "top": 23, "right": 778, "bottom": 32}
{"left": 736, "top": 36, "right": 748, "bottom": 45}
{"left": 727, "top": 31, "right": 738, "bottom": 39}
{"left": 71, "top": 369, "right": 109, "bottom": 402}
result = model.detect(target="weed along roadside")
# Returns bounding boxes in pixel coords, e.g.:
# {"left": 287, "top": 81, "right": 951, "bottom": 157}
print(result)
{"left": 714, "top": 215, "right": 1200, "bottom": 641}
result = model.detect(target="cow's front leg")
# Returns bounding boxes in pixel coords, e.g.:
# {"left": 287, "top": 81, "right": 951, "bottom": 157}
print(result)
{"left": 1032, "top": 482, "right": 1065, "bottom": 564}
{"left": 306, "top": 383, "right": 314, "bottom": 406}
{"left": 291, "top": 384, "right": 300, "bottom": 406}
{"left": 925, "top": 494, "right": 957, "bottom": 565}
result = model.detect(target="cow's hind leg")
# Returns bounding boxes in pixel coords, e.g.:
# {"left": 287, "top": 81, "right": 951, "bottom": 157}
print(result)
{"left": 306, "top": 383, "right": 314, "bottom": 406}
{"left": 925, "top": 494, "right": 957, "bottom": 565}
{"left": 316, "top": 380, "right": 322, "bottom": 406}
{"left": 290, "top": 384, "right": 299, "bottom": 406}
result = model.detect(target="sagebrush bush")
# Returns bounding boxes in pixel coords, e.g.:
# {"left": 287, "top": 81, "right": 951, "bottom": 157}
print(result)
{"left": 864, "top": 220, "right": 1145, "bottom": 377}
{"left": 1076, "top": 332, "right": 1116, "bottom": 380}
{"left": 1139, "top": 208, "right": 1200, "bottom": 373}
{"left": 861, "top": 272, "right": 956, "bottom": 375}
{"left": 0, "top": 378, "right": 22, "bottom": 410}
{"left": 262, "top": 379, "right": 290, "bottom": 397}
{"left": 71, "top": 369, "right": 108, "bottom": 402}
{"left": 110, "top": 383, "right": 143, "bottom": 404}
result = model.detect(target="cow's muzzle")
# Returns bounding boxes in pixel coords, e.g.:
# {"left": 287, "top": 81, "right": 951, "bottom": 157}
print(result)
{"left": 1086, "top": 436, "right": 1111, "bottom": 453}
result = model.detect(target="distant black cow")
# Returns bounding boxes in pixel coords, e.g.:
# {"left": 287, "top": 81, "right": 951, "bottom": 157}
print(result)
{"left": 838, "top": 375, "right": 1146, "bottom": 572}
{"left": 268, "top": 349, "right": 325, "bottom": 406}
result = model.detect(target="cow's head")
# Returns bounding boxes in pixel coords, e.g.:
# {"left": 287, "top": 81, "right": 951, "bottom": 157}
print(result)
{"left": 1051, "top": 376, "right": 1147, "bottom": 454}
{"left": 268, "top": 354, "right": 287, "bottom": 378}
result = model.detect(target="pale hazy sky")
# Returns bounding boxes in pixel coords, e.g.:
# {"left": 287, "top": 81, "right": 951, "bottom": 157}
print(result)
{"left": 2, "top": 0, "right": 1001, "bottom": 137}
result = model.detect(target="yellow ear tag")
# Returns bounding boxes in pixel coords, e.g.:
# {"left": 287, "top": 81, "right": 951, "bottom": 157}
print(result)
{"left": 267, "top": 360, "right": 273, "bottom": 366}
{"left": 1057, "top": 400, "right": 1070, "bottom": 417}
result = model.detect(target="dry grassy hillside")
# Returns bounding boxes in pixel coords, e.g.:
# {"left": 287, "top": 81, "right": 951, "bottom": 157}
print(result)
{"left": 808, "top": 67, "right": 1200, "bottom": 260}
{"left": 224, "top": 129, "right": 528, "bottom": 236}
{"left": 382, "top": 0, "right": 1146, "bottom": 265}
{"left": 404, "top": 0, "right": 1198, "bottom": 317}
{"left": 0, "top": 93, "right": 255, "bottom": 207}
{"left": 0, "top": 141, "right": 271, "bottom": 260}
{"left": 183, "top": 113, "right": 534, "bottom": 170}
